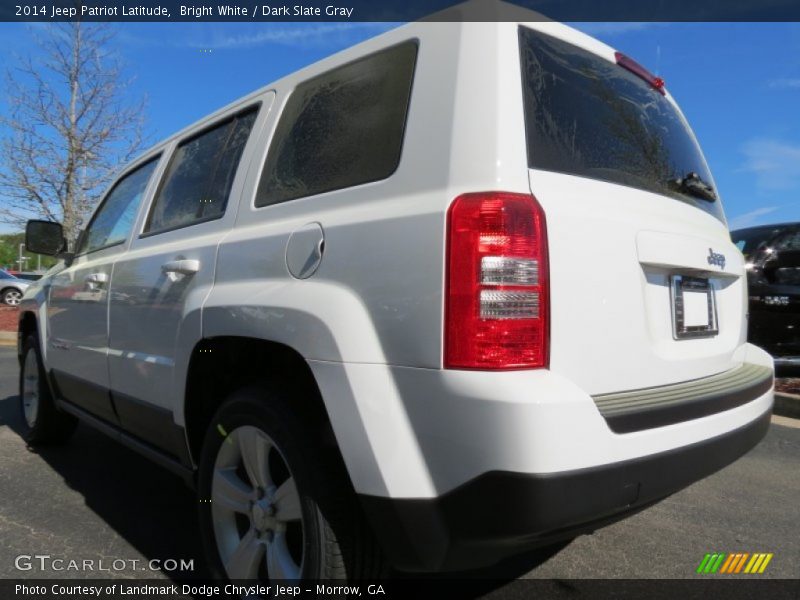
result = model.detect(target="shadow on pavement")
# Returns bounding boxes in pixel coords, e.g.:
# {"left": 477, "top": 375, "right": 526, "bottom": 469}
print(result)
{"left": 392, "top": 541, "right": 572, "bottom": 596}
{"left": 0, "top": 392, "right": 209, "bottom": 581}
{"left": 0, "top": 391, "right": 571, "bottom": 590}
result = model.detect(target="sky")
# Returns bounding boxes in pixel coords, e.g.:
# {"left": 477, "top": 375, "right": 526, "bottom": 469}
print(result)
{"left": 0, "top": 21, "right": 798, "bottom": 233}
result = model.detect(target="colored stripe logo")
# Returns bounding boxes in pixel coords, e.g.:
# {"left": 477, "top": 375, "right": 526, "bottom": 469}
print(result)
{"left": 696, "top": 553, "right": 773, "bottom": 574}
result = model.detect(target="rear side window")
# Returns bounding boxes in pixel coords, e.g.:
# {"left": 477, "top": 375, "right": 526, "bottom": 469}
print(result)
{"left": 519, "top": 27, "right": 725, "bottom": 222}
{"left": 79, "top": 158, "right": 159, "bottom": 254}
{"left": 145, "top": 107, "right": 258, "bottom": 234}
{"left": 255, "top": 41, "right": 418, "bottom": 207}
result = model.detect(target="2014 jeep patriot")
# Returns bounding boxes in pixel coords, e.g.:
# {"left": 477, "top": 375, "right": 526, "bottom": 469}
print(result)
{"left": 17, "top": 15, "right": 774, "bottom": 581}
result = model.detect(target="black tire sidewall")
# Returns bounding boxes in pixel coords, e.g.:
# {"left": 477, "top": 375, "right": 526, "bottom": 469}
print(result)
{"left": 19, "top": 335, "right": 76, "bottom": 444}
{"left": 19, "top": 336, "right": 49, "bottom": 439}
{"left": 198, "top": 388, "right": 330, "bottom": 582}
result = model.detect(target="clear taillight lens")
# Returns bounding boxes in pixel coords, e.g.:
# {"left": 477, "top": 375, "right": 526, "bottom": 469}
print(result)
{"left": 445, "top": 192, "right": 549, "bottom": 369}
{"left": 480, "top": 257, "right": 539, "bottom": 286}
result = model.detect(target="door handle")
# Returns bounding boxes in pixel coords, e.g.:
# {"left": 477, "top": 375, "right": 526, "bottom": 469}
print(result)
{"left": 84, "top": 272, "right": 108, "bottom": 284}
{"left": 161, "top": 259, "right": 201, "bottom": 275}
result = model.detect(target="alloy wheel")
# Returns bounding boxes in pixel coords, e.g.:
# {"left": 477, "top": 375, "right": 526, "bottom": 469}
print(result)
{"left": 4, "top": 290, "right": 22, "bottom": 306}
{"left": 211, "top": 425, "right": 304, "bottom": 581}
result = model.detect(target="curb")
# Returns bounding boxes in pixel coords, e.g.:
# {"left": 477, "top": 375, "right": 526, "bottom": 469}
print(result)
{"left": 0, "top": 331, "right": 16, "bottom": 347}
{"left": 774, "top": 391, "right": 800, "bottom": 420}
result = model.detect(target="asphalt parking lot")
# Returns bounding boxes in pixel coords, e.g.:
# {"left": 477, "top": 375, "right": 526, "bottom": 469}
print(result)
{"left": 0, "top": 345, "right": 798, "bottom": 586}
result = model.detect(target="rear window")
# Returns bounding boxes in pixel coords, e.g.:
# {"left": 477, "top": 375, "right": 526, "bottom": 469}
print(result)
{"left": 255, "top": 41, "right": 417, "bottom": 207}
{"left": 519, "top": 27, "right": 724, "bottom": 222}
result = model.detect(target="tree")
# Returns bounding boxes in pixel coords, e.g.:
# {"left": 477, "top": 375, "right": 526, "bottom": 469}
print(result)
{"left": 0, "top": 22, "right": 146, "bottom": 245}
{"left": 0, "top": 233, "right": 57, "bottom": 272}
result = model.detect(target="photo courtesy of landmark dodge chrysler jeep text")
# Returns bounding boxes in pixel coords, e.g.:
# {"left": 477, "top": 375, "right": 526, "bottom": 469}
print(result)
{"left": 17, "top": 12, "right": 774, "bottom": 582}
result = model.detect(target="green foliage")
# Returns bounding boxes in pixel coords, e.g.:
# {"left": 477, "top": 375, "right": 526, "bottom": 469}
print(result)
{"left": 0, "top": 232, "right": 57, "bottom": 272}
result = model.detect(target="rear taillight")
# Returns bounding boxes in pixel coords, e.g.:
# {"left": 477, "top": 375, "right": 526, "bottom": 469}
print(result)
{"left": 445, "top": 192, "right": 549, "bottom": 370}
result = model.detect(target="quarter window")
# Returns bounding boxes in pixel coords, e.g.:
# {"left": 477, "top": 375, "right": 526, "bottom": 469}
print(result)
{"left": 79, "top": 158, "right": 159, "bottom": 254}
{"left": 145, "top": 107, "right": 258, "bottom": 234}
{"left": 255, "top": 41, "right": 417, "bottom": 207}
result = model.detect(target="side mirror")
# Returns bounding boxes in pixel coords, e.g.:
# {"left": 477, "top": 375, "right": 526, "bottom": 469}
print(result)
{"left": 762, "top": 258, "right": 778, "bottom": 284}
{"left": 25, "top": 220, "right": 67, "bottom": 257}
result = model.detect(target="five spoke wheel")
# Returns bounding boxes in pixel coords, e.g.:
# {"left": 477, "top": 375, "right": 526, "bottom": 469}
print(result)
{"left": 3, "top": 289, "right": 22, "bottom": 306}
{"left": 211, "top": 425, "right": 304, "bottom": 581}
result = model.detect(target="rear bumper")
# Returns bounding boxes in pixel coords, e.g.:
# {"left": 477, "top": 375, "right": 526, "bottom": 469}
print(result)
{"left": 593, "top": 362, "right": 773, "bottom": 433}
{"left": 360, "top": 409, "right": 771, "bottom": 572}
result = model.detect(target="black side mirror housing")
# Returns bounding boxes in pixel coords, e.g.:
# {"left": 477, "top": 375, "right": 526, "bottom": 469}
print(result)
{"left": 25, "top": 220, "right": 67, "bottom": 257}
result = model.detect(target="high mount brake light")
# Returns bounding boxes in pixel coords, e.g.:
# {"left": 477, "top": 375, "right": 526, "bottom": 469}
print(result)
{"left": 445, "top": 192, "right": 549, "bottom": 370}
{"left": 615, "top": 51, "right": 665, "bottom": 95}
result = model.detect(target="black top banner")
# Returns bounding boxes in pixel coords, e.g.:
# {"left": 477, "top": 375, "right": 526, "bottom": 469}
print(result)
{"left": 1, "top": 0, "right": 800, "bottom": 22}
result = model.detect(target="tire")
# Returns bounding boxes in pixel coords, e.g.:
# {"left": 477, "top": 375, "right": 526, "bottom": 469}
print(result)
{"left": 3, "top": 288, "right": 22, "bottom": 306}
{"left": 19, "top": 335, "right": 78, "bottom": 445}
{"left": 198, "top": 385, "right": 385, "bottom": 582}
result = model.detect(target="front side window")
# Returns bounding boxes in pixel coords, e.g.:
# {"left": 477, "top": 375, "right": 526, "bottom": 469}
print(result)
{"left": 519, "top": 27, "right": 725, "bottom": 222}
{"left": 79, "top": 158, "right": 159, "bottom": 254}
{"left": 145, "top": 107, "right": 258, "bottom": 234}
{"left": 255, "top": 41, "right": 418, "bottom": 207}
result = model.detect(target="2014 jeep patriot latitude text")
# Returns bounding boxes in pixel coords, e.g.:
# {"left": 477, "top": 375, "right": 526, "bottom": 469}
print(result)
{"left": 17, "top": 15, "right": 774, "bottom": 582}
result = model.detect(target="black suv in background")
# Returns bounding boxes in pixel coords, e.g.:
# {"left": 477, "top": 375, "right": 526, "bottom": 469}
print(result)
{"left": 732, "top": 223, "right": 800, "bottom": 372}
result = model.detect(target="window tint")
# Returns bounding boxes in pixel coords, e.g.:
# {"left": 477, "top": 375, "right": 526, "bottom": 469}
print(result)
{"left": 146, "top": 108, "right": 258, "bottom": 234}
{"left": 255, "top": 41, "right": 417, "bottom": 207}
{"left": 732, "top": 225, "right": 793, "bottom": 259}
{"left": 773, "top": 230, "right": 800, "bottom": 252}
{"left": 79, "top": 158, "right": 159, "bottom": 254}
{"left": 519, "top": 27, "right": 724, "bottom": 222}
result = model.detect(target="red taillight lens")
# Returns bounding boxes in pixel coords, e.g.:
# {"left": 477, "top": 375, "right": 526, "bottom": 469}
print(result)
{"left": 445, "top": 192, "right": 549, "bottom": 370}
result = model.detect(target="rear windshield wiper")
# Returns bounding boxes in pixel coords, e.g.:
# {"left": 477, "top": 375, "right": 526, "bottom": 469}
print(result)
{"left": 670, "top": 171, "right": 717, "bottom": 202}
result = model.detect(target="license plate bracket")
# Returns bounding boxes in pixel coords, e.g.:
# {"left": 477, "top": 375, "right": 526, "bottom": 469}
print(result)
{"left": 670, "top": 275, "right": 718, "bottom": 339}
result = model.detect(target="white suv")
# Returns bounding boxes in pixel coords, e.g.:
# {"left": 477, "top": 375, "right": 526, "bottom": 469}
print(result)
{"left": 17, "top": 17, "right": 773, "bottom": 580}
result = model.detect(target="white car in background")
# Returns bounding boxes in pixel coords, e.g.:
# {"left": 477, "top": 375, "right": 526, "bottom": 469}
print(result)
{"left": 0, "top": 269, "right": 30, "bottom": 306}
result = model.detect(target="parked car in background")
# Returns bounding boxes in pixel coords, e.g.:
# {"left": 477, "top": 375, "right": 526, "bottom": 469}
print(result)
{"left": 732, "top": 222, "right": 800, "bottom": 371}
{"left": 0, "top": 269, "right": 30, "bottom": 306}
